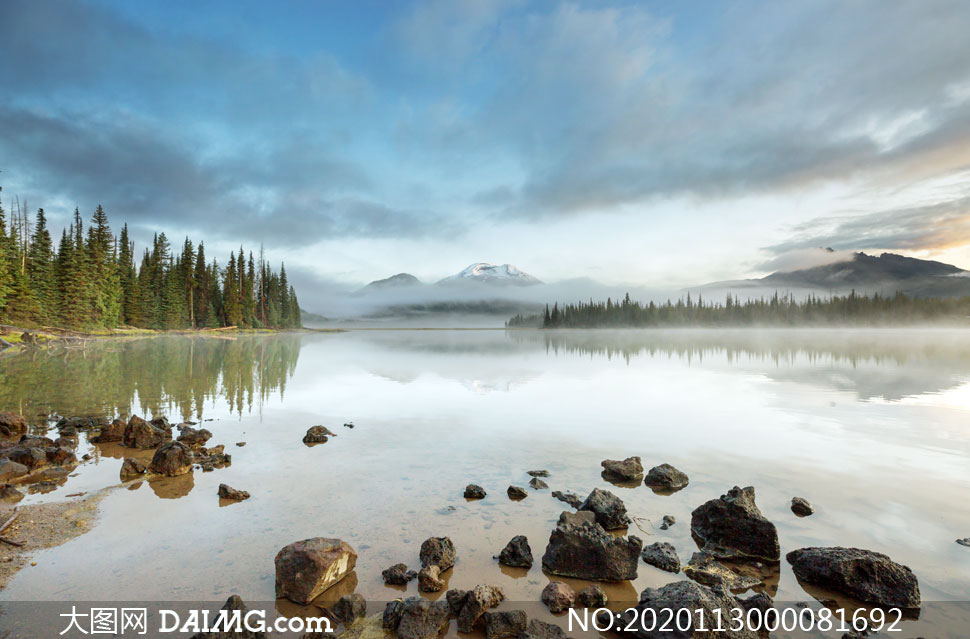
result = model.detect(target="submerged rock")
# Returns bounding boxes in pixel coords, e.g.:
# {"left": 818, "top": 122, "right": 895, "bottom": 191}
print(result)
{"left": 452, "top": 584, "right": 506, "bottom": 633}
{"left": 644, "top": 463, "right": 689, "bottom": 491}
{"left": 507, "top": 485, "right": 528, "bottom": 500}
{"left": 391, "top": 597, "right": 450, "bottom": 639}
{"left": 601, "top": 456, "right": 644, "bottom": 481}
{"left": 381, "top": 563, "right": 417, "bottom": 585}
{"left": 149, "top": 441, "right": 194, "bottom": 476}
{"left": 497, "top": 535, "right": 533, "bottom": 568}
{"left": 303, "top": 425, "right": 335, "bottom": 445}
{"left": 541, "top": 581, "right": 576, "bottom": 613}
{"left": 419, "top": 536, "right": 456, "bottom": 571}
{"left": 218, "top": 483, "right": 250, "bottom": 501}
{"left": 787, "top": 547, "right": 921, "bottom": 609}
{"left": 92, "top": 418, "right": 126, "bottom": 443}
{"left": 684, "top": 552, "right": 762, "bottom": 591}
{"left": 333, "top": 593, "right": 367, "bottom": 623}
{"left": 527, "top": 470, "right": 550, "bottom": 477}
{"left": 417, "top": 565, "right": 445, "bottom": 592}
{"left": 464, "top": 484, "right": 487, "bottom": 499}
{"left": 119, "top": 457, "right": 147, "bottom": 480}
{"left": 604, "top": 580, "right": 758, "bottom": 639}
{"left": 791, "top": 497, "right": 815, "bottom": 517}
{"left": 576, "top": 585, "right": 607, "bottom": 608}
{"left": 641, "top": 542, "right": 681, "bottom": 573}
{"left": 690, "top": 486, "right": 779, "bottom": 561}
{"left": 482, "top": 610, "right": 527, "bottom": 639}
{"left": 660, "top": 515, "right": 676, "bottom": 530}
{"left": 274, "top": 537, "right": 357, "bottom": 605}
{"left": 542, "top": 510, "right": 641, "bottom": 581}
{"left": 579, "top": 488, "right": 630, "bottom": 530}
{"left": 529, "top": 477, "right": 548, "bottom": 490}
{"left": 551, "top": 491, "right": 582, "bottom": 509}
{"left": 0, "top": 484, "right": 24, "bottom": 503}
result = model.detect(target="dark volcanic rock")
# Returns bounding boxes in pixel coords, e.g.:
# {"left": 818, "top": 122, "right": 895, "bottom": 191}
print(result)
{"left": 791, "top": 497, "right": 815, "bottom": 516}
{"left": 0, "top": 412, "right": 28, "bottom": 437}
{"left": 482, "top": 610, "right": 527, "bottom": 639}
{"left": 275, "top": 537, "right": 357, "bottom": 605}
{"left": 579, "top": 488, "right": 630, "bottom": 530}
{"left": 392, "top": 597, "right": 451, "bottom": 639}
{"left": 527, "top": 470, "right": 550, "bottom": 477}
{"left": 644, "top": 463, "right": 689, "bottom": 491}
{"left": 541, "top": 581, "right": 576, "bottom": 613}
{"left": 382, "top": 563, "right": 417, "bottom": 585}
{"left": 0, "top": 484, "right": 24, "bottom": 503}
{"left": 641, "top": 542, "right": 681, "bottom": 573}
{"left": 507, "top": 485, "right": 528, "bottom": 500}
{"left": 93, "top": 418, "right": 126, "bottom": 443}
{"left": 684, "top": 552, "right": 761, "bottom": 591}
{"left": 0, "top": 459, "right": 28, "bottom": 481}
{"left": 119, "top": 457, "right": 147, "bottom": 480}
{"left": 218, "top": 484, "right": 250, "bottom": 501}
{"left": 19, "top": 435, "right": 55, "bottom": 449}
{"left": 303, "top": 425, "right": 335, "bottom": 445}
{"left": 497, "top": 535, "right": 533, "bottom": 568}
{"left": 419, "top": 536, "right": 456, "bottom": 570}
{"left": 464, "top": 484, "right": 486, "bottom": 499}
{"left": 577, "top": 585, "right": 607, "bottom": 608}
{"left": 123, "top": 416, "right": 172, "bottom": 449}
{"left": 690, "top": 486, "right": 780, "bottom": 561}
{"left": 623, "top": 581, "right": 758, "bottom": 638}
{"left": 542, "top": 510, "right": 641, "bottom": 581}
{"left": 46, "top": 446, "right": 77, "bottom": 466}
{"left": 660, "top": 515, "right": 676, "bottom": 530}
{"left": 529, "top": 477, "right": 548, "bottom": 490}
{"left": 177, "top": 425, "right": 213, "bottom": 448}
{"left": 452, "top": 584, "right": 506, "bottom": 632}
{"left": 787, "top": 547, "right": 921, "bottom": 609}
{"left": 190, "top": 594, "right": 267, "bottom": 639}
{"left": 333, "top": 593, "right": 366, "bottom": 623}
{"left": 551, "top": 491, "right": 582, "bottom": 509}
{"left": 957, "top": 538, "right": 970, "bottom": 548}
{"left": 522, "top": 619, "right": 569, "bottom": 639}
{"left": 601, "top": 456, "right": 644, "bottom": 481}
{"left": 149, "top": 441, "right": 194, "bottom": 476}
{"left": 55, "top": 416, "right": 107, "bottom": 431}
{"left": 4, "top": 446, "right": 46, "bottom": 469}
{"left": 417, "top": 565, "right": 445, "bottom": 592}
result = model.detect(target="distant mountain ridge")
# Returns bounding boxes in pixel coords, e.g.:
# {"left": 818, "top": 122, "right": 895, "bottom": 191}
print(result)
{"left": 436, "top": 262, "right": 542, "bottom": 286}
{"left": 363, "top": 273, "right": 421, "bottom": 290}
{"left": 703, "top": 252, "right": 970, "bottom": 297}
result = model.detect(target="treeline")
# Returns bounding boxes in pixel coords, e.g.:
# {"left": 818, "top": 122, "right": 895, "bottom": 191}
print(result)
{"left": 0, "top": 198, "right": 301, "bottom": 330}
{"left": 506, "top": 291, "right": 970, "bottom": 328}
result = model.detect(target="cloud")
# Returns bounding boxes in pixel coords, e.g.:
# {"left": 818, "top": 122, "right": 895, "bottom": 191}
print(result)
{"left": 767, "top": 195, "right": 970, "bottom": 254}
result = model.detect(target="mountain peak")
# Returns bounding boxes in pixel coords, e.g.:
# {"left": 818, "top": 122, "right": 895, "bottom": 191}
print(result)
{"left": 361, "top": 272, "right": 421, "bottom": 292}
{"left": 437, "top": 262, "right": 542, "bottom": 286}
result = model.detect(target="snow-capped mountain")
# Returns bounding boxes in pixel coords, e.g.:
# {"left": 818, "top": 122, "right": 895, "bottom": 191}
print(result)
{"left": 436, "top": 263, "right": 542, "bottom": 286}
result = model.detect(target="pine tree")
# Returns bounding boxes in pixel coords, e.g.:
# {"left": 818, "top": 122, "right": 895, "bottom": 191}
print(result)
{"left": 0, "top": 197, "right": 11, "bottom": 313}
{"left": 26, "top": 208, "right": 55, "bottom": 321}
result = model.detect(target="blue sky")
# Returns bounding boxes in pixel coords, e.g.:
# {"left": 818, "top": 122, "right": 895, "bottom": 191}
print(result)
{"left": 2, "top": 0, "right": 969, "bottom": 298}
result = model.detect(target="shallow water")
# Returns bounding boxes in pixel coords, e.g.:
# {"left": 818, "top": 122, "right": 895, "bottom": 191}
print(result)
{"left": 0, "top": 329, "right": 968, "bottom": 636}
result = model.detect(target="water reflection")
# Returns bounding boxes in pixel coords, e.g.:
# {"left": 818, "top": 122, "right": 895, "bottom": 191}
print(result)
{"left": 0, "top": 335, "right": 302, "bottom": 422}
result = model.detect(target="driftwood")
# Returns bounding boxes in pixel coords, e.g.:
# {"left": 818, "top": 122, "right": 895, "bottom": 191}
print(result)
{"left": 0, "top": 507, "right": 22, "bottom": 546}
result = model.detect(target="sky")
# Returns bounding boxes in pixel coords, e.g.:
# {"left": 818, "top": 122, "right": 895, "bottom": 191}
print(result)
{"left": 1, "top": 0, "right": 970, "bottom": 304}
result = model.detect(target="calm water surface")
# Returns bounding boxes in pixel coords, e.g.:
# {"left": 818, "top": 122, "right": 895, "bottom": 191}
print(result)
{"left": 0, "top": 329, "right": 968, "bottom": 636}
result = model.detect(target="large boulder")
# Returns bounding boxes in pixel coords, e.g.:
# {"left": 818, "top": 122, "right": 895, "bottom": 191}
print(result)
{"left": 690, "top": 486, "right": 779, "bottom": 561}
{"left": 644, "top": 464, "right": 689, "bottom": 491}
{"left": 419, "top": 536, "right": 456, "bottom": 571}
{"left": 275, "top": 537, "right": 357, "bottom": 605}
{"left": 579, "top": 488, "right": 630, "bottom": 530}
{"left": 786, "top": 547, "right": 920, "bottom": 609}
{"left": 542, "top": 510, "right": 641, "bottom": 581}
{"left": 601, "top": 456, "right": 643, "bottom": 481}
{"left": 149, "top": 441, "right": 194, "bottom": 476}
{"left": 603, "top": 580, "right": 758, "bottom": 638}
{"left": 385, "top": 597, "right": 450, "bottom": 639}
{"left": 93, "top": 418, "right": 127, "bottom": 443}
{"left": 497, "top": 535, "right": 533, "bottom": 568}
{"left": 123, "top": 416, "right": 172, "bottom": 449}
{"left": 0, "top": 413, "right": 28, "bottom": 437}
{"left": 452, "top": 584, "right": 506, "bottom": 633}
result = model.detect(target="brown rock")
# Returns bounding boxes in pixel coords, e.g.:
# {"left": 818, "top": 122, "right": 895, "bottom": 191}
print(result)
{"left": 541, "top": 581, "right": 576, "bottom": 613}
{"left": 120, "top": 457, "right": 147, "bottom": 480}
{"left": 275, "top": 538, "right": 357, "bottom": 605}
{"left": 218, "top": 484, "right": 250, "bottom": 501}
{"left": 149, "top": 441, "right": 194, "bottom": 476}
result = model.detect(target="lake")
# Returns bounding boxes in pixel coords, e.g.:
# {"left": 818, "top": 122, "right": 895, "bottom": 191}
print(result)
{"left": 0, "top": 328, "right": 968, "bottom": 637}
